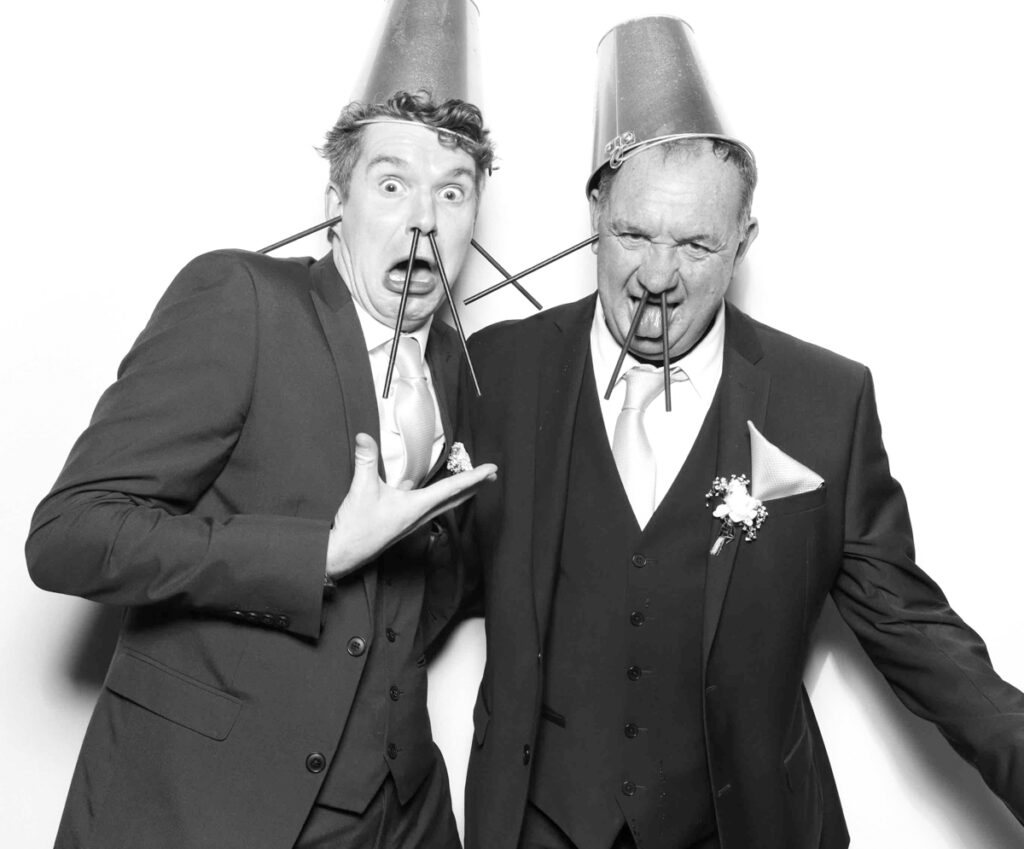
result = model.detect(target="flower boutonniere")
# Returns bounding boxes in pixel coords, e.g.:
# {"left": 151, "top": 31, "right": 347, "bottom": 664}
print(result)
{"left": 705, "top": 474, "right": 768, "bottom": 556}
{"left": 446, "top": 442, "right": 474, "bottom": 474}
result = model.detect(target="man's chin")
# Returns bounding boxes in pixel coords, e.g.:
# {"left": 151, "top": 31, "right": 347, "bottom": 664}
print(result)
{"left": 390, "top": 303, "right": 441, "bottom": 332}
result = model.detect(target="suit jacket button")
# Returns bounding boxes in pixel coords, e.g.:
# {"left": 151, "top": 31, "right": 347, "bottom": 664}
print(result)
{"left": 347, "top": 637, "right": 366, "bottom": 657}
{"left": 631, "top": 554, "right": 647, "bottom": 568}
{"left": 621, "top": 780, "right": 637, "bottom": 796}
{"left": 522, "top": 744, "right": 531, "bottom": 765}
{"left": 306, "top": 753, "right": 326, "bottom": 773}
{"left": 627, "top": 666, "right": 642, "bottom": 681}
{"left": 630, "top": 611, "right": 645, "bottom": 626}
{"left": 386, "top": 627, "right": 397, "bottom": 642}
{"left": 387, "top": 743, "right": 398, "bottom": 760}
{"left": 624, "top": 723, "right": 639, "bottom": 739}
{"left": 389, "top": 686, "right": 401, "bottom": 702}
{"left": 278, "top": 616, "right": 290, "bottom": 629}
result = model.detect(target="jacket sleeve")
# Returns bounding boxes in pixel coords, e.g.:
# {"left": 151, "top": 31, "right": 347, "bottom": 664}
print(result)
{"left": 25, "top": 252, "right": 329, "bottom": 639}
{"left": 831, "top": 368, "right": 1024, "bottom": 823}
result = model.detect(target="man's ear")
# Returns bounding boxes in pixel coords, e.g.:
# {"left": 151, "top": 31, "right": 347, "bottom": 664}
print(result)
{"left": 588, "top": 189, "right": 602, "bottom": 253}
{"left": 735, "top": 217, "right": 759, "bottom": 265}
{"left": 324, "top": 183, "right": 344, "bottom": 234}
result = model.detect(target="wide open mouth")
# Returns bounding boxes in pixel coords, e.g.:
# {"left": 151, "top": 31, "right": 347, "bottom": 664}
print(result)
{"left": 390, "top": 256, "right": 435, "bottom": 276}
{"left": 387, "top": 255, "right": 437, "bottom": 289}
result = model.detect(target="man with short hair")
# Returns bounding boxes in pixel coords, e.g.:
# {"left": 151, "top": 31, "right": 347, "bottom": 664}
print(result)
{"left": 461, "top": 17, "right": 1024, "bottom": 849}
{"left": 27, "top": 78, "right": 496, "bottom": 849}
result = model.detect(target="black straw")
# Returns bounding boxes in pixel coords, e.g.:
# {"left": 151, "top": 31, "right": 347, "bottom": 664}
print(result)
{"left": 382, "top": 229, "right": 421, "bottom": 399}
{"left": 470, "top": 239, "right": 542, "bottom": 310}
{"left": 604, "top": 291, "right": 651, "bottom": 400}
{"left": 464, "top": 234, "right": 599, "bottom": 305}
{"left": 257, "top": 216, "right": 342, "bottom": 254}
{"left": 660, "top": 293, "right": 672, "bottom": 412}
{"left": 427, "top": 232, "right": 481, "bottom": 396}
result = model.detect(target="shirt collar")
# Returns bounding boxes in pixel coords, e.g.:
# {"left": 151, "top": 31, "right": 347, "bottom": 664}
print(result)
{"left": 343, "top": 278, "right": 433, "bottom": 362}
{"left": 590, "top": 295, "right": 725, "bottom": 399}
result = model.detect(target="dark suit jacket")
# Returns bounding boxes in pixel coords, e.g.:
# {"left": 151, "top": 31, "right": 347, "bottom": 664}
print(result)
{"left": 462, "top": 294, "right": 1024, "bottom": 849}
{"left": 26, "top": 250, "right": 465, "bottom": 849}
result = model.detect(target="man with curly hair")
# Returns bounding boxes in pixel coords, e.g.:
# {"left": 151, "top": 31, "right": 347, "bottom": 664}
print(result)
{"left": 26, "top": 88, "right": 496, "bottom": 849}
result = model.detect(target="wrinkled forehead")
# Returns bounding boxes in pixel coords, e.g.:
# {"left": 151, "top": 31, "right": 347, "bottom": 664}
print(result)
{"left": 607, "top": 143, "right": 746, "bottom": 219}
{"left": 354, "top": 121, "right": 478, "bottom": 180}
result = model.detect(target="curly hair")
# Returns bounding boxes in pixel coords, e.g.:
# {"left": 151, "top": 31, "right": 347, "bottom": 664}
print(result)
{"left": 319, "top": 90, "right": 495, "bottom": 197}
{"left": 595, "top": 137, "right": 757, "bottom": 227}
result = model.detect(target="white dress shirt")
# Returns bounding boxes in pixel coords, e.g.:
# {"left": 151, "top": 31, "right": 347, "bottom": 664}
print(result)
{"left": 346, "top": 294, "right": 445, "bottom": 486}
{"left": 590, "top": 297, "right": 725, "bottom": 513}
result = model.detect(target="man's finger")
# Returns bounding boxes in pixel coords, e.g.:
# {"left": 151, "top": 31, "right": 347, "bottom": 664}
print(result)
{"left": 413, "top": 464, "right": 498, "bottom": 510}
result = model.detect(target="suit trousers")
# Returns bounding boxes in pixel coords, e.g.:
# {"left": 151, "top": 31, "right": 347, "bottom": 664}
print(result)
{"left": 293, "top": 749, "right": 459, "bottom": 849}
{"left": 517, "top": 800, "right": 720, "bottom": 849}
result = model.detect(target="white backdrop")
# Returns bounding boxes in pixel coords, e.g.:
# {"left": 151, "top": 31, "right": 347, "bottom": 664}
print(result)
{"left": 3, "top": 1, "right": 1023, "bottom": 846}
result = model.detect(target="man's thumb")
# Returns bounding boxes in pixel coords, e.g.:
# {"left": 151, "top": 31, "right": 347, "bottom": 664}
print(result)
{"left": 351, "top": 433, "right": 380, "bottom": 485}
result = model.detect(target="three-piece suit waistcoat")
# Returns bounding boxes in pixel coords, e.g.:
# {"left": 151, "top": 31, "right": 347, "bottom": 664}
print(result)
{"left": 532, "top": 363, "right": 721, "bottom": 849}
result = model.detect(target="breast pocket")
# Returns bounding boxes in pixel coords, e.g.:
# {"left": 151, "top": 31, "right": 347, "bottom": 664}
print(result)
{"left": 104, "top": 649, "right": 242, "bottom": 741}
{"left": 764, "top": 484, "right": 826, "bottom": 517}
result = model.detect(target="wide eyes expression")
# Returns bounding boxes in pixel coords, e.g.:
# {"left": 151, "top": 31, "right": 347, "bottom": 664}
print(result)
{"left": 440, "top": 185, "right": 467, "bottom": 203}
{"left": 374, "top": 174, "right": 472, "bottom": 208}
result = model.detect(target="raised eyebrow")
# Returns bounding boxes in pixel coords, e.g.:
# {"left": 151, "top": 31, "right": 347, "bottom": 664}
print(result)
{"left": 366, "top": 154, "right": 410, "bottom": 172}
{"left": 444, "top": 166, "right": 476, "bottom": 185}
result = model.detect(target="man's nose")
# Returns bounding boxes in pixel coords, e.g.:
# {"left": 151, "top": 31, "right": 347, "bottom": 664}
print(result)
{"left": 407, "top": 190, "right": 437, "bottom": 237}
{"left": 637, "top": 244, "right": 678, "bottom": 294}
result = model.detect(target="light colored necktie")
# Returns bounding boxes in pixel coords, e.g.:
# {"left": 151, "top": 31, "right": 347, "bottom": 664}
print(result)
{"left": 393, "top": 336, "right": 434, "bottom": 487}
{"left": 612, "top": 366, "right": 669, "bottom": 527}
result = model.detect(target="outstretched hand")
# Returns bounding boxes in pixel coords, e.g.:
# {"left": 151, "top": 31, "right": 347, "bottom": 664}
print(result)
{"left": 326, "top": 433, "right": 497, "bottom": 579}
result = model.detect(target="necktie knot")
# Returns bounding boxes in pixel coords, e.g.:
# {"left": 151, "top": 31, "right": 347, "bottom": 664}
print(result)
{"left": 395, "top": 335, "right": 426, "bottom": 381}
{"left": 621, "top": 366, "right": 667, "bottom": 412}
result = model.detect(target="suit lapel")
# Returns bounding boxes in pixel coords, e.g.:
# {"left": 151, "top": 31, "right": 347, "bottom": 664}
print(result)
{"left": 703, "top": 305, "right": 770, "bottom": 666}
{"left": 531, "top": 296, "right": 596, "bottom": 648}
{"left": 309, "top": 255, "right": 381, "bottom": 617}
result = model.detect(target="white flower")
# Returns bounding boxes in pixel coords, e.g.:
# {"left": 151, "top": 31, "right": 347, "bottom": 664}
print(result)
{"left": 715, "top": 487, "right": 761, "bottom": 525}
{"left": 446, "top": 442, "right": 474, "bottom": 473}
{"left": 705, "top": 473, "right": 768, "bottom": 554}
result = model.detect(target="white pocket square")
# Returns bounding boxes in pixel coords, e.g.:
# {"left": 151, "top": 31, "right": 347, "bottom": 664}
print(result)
{"left": 747, "top": 421, "right": 824, "bottom": 502}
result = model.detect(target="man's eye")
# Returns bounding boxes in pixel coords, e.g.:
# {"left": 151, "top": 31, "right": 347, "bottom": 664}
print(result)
{"left": 684, "top": 242, "right": 711, "bottom": 256}
{"left": 381, "top": 180, "right": 402, "bottom": 194}
{"left": 440, "top": 186, "right": 466, "bottom": 202}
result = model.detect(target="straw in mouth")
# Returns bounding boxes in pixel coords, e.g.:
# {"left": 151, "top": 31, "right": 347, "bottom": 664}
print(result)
{"left": 603, "top": 290, "right": 674, "bottom": 413}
